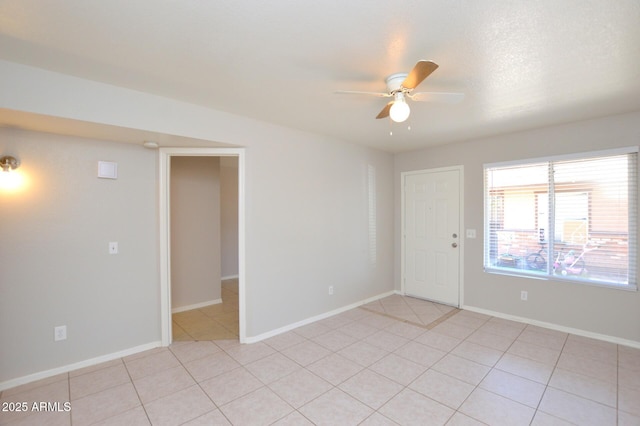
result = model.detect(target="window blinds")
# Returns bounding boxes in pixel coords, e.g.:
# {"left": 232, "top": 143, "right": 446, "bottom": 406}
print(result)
{"left": 484, "top": 149, "right": 637, "bottom": 288}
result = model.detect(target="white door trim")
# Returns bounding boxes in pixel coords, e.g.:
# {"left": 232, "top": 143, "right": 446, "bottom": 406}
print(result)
{"left": 400, "top": 165, "right": 464, "bottom": 307}
{"left": 159, "top": 147, "right": 246, "bottom": 346}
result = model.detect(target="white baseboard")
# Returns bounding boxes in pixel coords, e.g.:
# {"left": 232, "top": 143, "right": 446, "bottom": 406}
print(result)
{"left": 1, "top": 290, "right": 394, "bottom": 392}
{"left": 23, "top": 292, "right": 635, "bottom": 393}
{"left": 244, "top": 290, "right": 395, "bottom": 344}
{"left": 222, "top": 275, "right": 239, "bottom": 280}
{"left": 462, "top": 304, "right": 640, "bottom": 350}
{"left": 0, "top": 341, "right": 162, "bottom": 392}
{"left": 171, "top": 299, "right": 222, "bottom": 314}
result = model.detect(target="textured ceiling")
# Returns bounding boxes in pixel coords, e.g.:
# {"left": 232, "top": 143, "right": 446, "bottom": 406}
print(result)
{"left": 1, "top": 0, "right": 639, "bottom": 152}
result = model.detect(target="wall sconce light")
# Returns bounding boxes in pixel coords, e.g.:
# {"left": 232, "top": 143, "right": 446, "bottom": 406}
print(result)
{"left": 0, "top": 155, "right": 24, "bottom": 191}
{"left": 0, "top": 155, "right": 19, "bottom": 172}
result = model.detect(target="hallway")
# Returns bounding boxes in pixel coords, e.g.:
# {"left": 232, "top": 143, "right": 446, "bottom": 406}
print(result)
{"left": 172, "top": 279, "right": 239, "bottom": 341}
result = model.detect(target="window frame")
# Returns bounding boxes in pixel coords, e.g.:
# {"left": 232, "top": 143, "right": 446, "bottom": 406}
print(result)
{"left": 483, "top": 147, "right": 638, "bottom": 291}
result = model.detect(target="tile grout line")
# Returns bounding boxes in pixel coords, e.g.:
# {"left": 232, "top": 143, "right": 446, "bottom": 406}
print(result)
{"left": 265, "top": 305, "right": 449, "bottom": 424}
{"left": 66, "top": 374, "right": 71, "bottom": 426}
{"left": 533, "top": 329, "right": 569, "bottom": 423}
{"left": 119, "top": 355, "right": 153, "bottom": 426}
{"left": 169, "top": 341, "right": 237, "bottom": 425}
{"left": 420, "top": 314, "right": 492, "bottom": 425}
{"left": 274, "top": 314, "right": 434, "bottom": 425}
{"left": 415, "top": 317, "right": 550, "bottom": 424}
{"left": 485, "top": 322, "right": 533, "bottom": 422}
{"left": 340, "top": 306, "right": 477, "bottom": 424}
{"left": 359, "top": 305, "right": 462, "bottom": 331}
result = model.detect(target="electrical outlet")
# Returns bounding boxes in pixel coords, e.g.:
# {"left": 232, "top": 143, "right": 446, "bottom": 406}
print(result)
{"left": 54, "top": 326, "right": 67, "bottom": 341}
{"left": 328, "top": 286, "right": 334, "bottom": 295}
{"left": 521, "top": 291, "right": 528, "bottom": 301}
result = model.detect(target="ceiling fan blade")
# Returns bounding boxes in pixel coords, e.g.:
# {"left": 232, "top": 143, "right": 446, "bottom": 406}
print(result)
{"left": 335, "top": 90, "right": 391, "bottom": 97}
{"left": 409, "top": 91, "right": 465, "bottom": 104}
{"left": 402, "top": 60, "right": 439, "bottom": 90}
{"left": 376, "top": 102, "right": 393, "bottom": 119}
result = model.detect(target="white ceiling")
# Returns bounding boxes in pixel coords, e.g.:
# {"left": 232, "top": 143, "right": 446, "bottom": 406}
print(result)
{"left": 1, "top": 0, "right": 639, "bottom": 152}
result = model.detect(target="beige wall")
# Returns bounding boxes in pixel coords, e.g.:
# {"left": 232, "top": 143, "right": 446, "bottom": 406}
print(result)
{"left": 395, "top": 111, "right": 640, "bottom": 344}
{"left": 0, "top": 128, "right": 159, "bottom": 383}
{"left": 170, "top": 156, "right": 221, "bottom": 309}
{"left": 0, "top": 60, "right": 395, "bottom": 387}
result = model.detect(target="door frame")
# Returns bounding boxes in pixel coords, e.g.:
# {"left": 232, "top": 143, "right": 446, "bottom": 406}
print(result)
{"left": 400, "top": 165, "right": 464, "bottom": 307}
{"left": 159, "top": 147, "right": 246, "bottom": 346}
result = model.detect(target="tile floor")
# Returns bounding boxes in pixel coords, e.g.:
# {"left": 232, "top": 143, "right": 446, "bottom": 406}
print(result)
{"left": 1, "top": 293, "right": 639, "bottom": 425}
{"left": 172, "top": 279, "right": 240, "bottom": 341}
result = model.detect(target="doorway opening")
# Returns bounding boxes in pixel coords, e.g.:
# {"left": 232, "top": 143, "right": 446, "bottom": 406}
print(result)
{"left": 159, "top": 147, "right": 246, "bottom": 346}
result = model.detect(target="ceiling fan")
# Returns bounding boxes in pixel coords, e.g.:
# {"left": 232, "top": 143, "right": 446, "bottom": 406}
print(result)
{"left": 336, "top": 60, "right": 464, "bottom": 123}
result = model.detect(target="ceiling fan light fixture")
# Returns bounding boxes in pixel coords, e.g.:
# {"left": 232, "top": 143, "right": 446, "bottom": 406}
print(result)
{"left": 389, "top": 94, "right": 410, "bottom": 123}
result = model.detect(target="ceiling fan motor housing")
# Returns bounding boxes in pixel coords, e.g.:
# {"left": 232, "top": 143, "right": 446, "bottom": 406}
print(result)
{"left": 386, "top": 73, "right": 409, "bottom": 93}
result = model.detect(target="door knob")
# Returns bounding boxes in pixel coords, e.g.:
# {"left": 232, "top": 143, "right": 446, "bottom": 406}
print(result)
{"left": 452, "top": 242, "right": 458, "bottom": 248}
{"left": 452, "top": 233, "right": 458, "bottom": 238}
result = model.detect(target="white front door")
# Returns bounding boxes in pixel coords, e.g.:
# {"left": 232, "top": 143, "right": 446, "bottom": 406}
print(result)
{"left": 403, "top": 168, "right": 461, "bottom": 306}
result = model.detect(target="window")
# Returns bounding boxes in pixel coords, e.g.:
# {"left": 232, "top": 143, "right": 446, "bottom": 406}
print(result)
{"left": 484, "top": 148, "right": 637, "bottom": 289}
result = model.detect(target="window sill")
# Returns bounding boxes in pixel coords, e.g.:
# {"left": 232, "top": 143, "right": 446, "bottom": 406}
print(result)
{"left": 483, "top": 267, "right": 638, "bottom": 292}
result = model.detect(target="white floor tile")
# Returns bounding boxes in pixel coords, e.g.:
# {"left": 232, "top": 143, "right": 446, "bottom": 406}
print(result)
{"left": 2, "top": 293, "right": 631, "bottom": 426}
